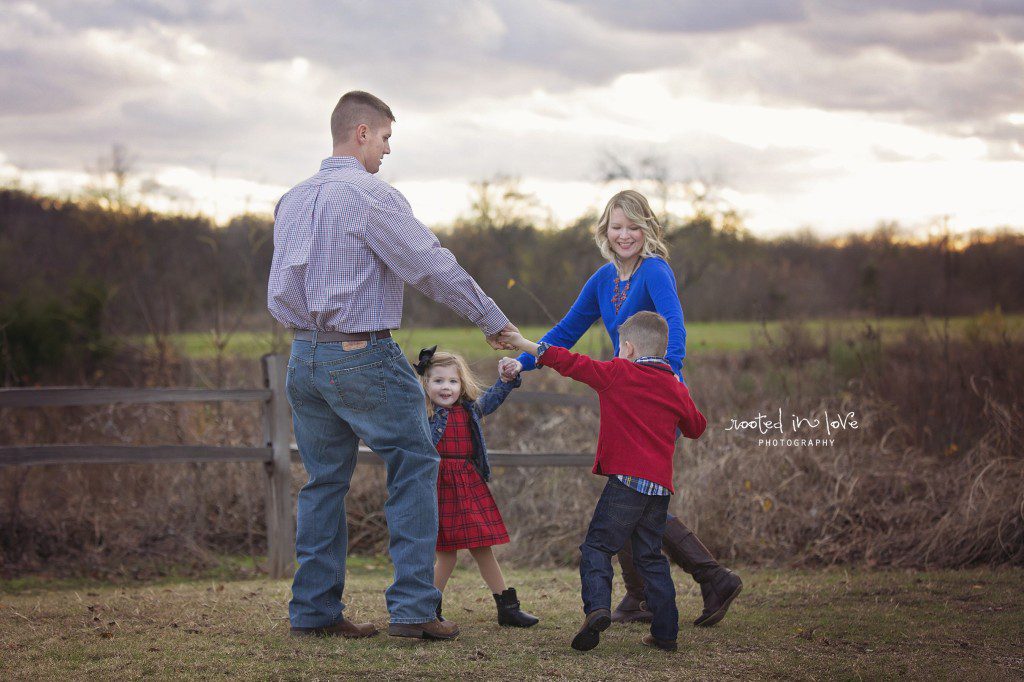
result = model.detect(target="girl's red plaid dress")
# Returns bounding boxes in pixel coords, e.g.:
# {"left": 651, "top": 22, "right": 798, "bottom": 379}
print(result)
{"left": 435, "top": 404, "right": 510, "bottom": 551}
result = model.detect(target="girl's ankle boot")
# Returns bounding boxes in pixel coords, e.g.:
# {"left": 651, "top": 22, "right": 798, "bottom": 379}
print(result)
{"left": 493, "top": 587, "right": 539, "bottom": 628}
{"left": 436, "top": 595, "right": 445, "bottom": 622}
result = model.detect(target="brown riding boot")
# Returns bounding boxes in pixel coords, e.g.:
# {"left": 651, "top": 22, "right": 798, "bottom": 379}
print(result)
{"left": 662, "top": 517, "right": 743, "bottom": 627}
{"left": 611, "top": 541, "right": 654, "bottom": 624}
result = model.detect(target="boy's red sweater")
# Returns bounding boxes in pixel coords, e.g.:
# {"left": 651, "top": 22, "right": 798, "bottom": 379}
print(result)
{"left": 538, "top": 345, "right": 707, "bottom": 493}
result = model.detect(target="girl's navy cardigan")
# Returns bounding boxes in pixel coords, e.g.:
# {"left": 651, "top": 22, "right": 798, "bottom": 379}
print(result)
{"left": 427, "top": 374, "right": 521, "bottom": 482}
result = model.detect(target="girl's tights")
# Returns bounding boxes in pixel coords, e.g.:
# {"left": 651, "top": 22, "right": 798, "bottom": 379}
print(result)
{"left": 434, "top": 547, "right": 506, "bottom": 594}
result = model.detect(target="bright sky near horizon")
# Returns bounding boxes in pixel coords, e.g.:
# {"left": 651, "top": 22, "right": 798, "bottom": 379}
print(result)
{"left": 2, "top": 1, "right": 1023, "bottom": 237}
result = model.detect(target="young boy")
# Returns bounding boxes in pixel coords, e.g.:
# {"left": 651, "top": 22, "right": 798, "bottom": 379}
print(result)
{"left": 501, "top": 311, "right": 707, "bottom": 652}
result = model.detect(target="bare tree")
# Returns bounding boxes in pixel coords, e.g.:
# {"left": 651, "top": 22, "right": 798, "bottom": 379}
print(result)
{"left": 463, "top": 175, "right": 551, "bottom": 231}
{"left": 597, "top": 149, "right": 743, "bottom": 235}
{"left": 86, "top": 143, "right": 137, "bottom": 212}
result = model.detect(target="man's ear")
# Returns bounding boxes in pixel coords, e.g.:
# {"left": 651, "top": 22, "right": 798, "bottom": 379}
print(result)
{"left": 622, "top": 340, "right": 635, "bottom": 358}
{"left": 356, "top": 123, "right": 369, "bottom": 143}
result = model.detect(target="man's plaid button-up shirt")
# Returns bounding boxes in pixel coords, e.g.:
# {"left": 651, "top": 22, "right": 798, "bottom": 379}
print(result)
{"left": 268, "top": 156, "right": 509, "bottom": 335}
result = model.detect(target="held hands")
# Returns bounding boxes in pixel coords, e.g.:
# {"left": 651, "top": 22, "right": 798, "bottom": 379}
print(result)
{"left": 486, "top": 322, "right": 521, "bottom": 350}
{"left": 498, "top": 357, "right": 522, "bottom": 382}
{"left": 498, "top": 329, "right": 539, "bottom": 355}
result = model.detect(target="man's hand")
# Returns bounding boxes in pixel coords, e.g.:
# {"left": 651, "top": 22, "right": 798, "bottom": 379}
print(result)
{"left": 498, "top": 329, "right": 539, "bottom": 355}
{"left": 498, "top": 357, "right": 522, "bottom": 382}
{"left": 486, "top": 322, "right": 520, "bottom": 350}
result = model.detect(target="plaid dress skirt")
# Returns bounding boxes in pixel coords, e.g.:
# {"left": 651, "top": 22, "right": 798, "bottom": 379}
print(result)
{"left": 435, "top": 404, "right": 510, "bottom": 552}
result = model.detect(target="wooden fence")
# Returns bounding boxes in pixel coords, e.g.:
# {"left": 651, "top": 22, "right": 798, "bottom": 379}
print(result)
{"left": 0, "top": 354, "right": 596, "bottom": 578}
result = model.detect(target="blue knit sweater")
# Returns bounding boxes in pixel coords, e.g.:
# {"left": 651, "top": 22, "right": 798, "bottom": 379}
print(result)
{"left": 516, "top": 257, "right": 687, "bottom": 380}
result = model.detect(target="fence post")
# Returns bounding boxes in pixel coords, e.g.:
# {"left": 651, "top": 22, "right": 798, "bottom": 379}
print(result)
{"left": 262, "top": 354, "right": 295, "bottom": 579}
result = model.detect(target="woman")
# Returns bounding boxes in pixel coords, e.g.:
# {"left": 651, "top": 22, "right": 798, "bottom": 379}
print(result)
{"left": 510, "top": 189, "right": 742, "bottom": 627}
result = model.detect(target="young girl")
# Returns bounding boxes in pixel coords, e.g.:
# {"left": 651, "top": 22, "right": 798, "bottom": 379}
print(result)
{"left": 415, "top": 346, "right": 539, "bottom": 628}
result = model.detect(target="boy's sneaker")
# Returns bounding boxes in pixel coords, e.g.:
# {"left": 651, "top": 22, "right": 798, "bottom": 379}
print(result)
{"left": 570, "top": 609, "right": 611, "bottom": 652}
{"left": 642, "top": 633, "right": 678, "bottom": 652}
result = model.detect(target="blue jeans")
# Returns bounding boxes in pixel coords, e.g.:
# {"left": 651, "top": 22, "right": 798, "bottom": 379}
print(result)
{"left": 580, "top": 477, "right": 679, "bottom": 641}
{"left": 286, "top": 334, "right": 442, "bottom": 626}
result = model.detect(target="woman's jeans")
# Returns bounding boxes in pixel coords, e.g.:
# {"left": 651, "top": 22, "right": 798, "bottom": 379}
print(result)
{"left": 286, "top": 335, "right": 441, "bottom": 627}
{"left": 580, "top": 477, "right": 679, "bottom": 641}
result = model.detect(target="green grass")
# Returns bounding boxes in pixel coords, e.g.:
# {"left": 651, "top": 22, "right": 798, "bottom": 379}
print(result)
{"left": 1, "top": 561, "right": 1021, "bottom": 680}
{"left": 136, "top": 313, "right": 1024, "bottom": 361}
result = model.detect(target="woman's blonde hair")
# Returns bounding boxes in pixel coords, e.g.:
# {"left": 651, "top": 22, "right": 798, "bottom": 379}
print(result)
{"left": 593, "top": 190, "right": 670, "bottom": 275}
{"left": 419, "top": 350, "right": 483, "bottom": 410}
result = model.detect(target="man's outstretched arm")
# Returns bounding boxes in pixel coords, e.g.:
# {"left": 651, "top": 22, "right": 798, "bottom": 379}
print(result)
{"left": 366, "top": 188, "right": 512, "bottom": 343}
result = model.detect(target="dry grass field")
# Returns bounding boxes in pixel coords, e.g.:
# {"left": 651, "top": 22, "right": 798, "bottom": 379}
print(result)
{"left": 1, "top": 560, "right": 1021, "bottom": 680}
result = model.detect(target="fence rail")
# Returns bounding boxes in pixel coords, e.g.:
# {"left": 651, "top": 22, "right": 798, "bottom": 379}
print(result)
{"left": 0, "top": 354, "right": 596, "bottom": 578}
{"left": 0, "top": 387, "right": 273, "bottom": 408}
{"left": 0, "top": 445, "right": 272, "bottom": 467}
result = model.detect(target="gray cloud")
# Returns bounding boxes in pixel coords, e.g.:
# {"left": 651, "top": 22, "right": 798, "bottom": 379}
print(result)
{"left": 824, "top": 0, "right": 1024, "bottom": 19}
{"left": 692, "top": 19, "right": 1024, "bottom": 147}
{"left": 557, "top": 0, "right": 806, "bottom": 33}
{"left": 798, "top": 7, "right": 1002, "bottom": 63}
{"left": 2, "top": 0, "right": 1023, "bottom": 211}
{"left": 31, "top": 0, "right": 239, "bottom": 31}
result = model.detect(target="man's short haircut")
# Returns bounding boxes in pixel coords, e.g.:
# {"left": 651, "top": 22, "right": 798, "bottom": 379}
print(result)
{"left": 330, "top": 91, "right": 396, "bottom": 146}
{"left": 618, "top": 311, "right": 669, "bottom": 357}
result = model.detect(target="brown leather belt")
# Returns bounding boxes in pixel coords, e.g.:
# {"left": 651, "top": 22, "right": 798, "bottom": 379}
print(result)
{"left": 292, "top": 329, "right": 392, "bottom": 343}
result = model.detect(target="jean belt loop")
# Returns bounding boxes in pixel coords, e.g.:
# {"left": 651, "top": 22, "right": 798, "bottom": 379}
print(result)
{"left": 311, "top": 329, "right": 318, "bottom": 349}
{"left": 370, "top": 330, "right": 378, "bottom": 344}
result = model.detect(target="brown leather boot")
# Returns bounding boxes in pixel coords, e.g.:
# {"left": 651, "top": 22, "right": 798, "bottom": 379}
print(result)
{"left": 387, "top": 618, "right": 460, "bottom": 640}
{"left": 611, "top": 541, "right": 654, "bottom": 624}
{"left": 290, "top": 615, "right": 378, "bottom": 638}
{"left": 662, "top": 517, "right": 743, "bottom": 627}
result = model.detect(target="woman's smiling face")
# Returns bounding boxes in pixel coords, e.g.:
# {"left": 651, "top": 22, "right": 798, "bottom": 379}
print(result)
{"left": 607, "top": 207, "right": 644, "bottom": 263}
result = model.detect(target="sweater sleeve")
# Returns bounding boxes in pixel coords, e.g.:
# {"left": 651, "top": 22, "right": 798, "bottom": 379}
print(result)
{"left": 516, "top": 267, "right": 603, "bottom": 371}
{"left": 646, "top": 259, "right": 686, "bottom": 376}
{"left": 473, "top": 375, "right": 522, "bottom": 418}
{"left": 676, "top": 385, "right": 708, "bottom": 439}
{"left": 536, "top": 345, "right": 616, "bottom": 392}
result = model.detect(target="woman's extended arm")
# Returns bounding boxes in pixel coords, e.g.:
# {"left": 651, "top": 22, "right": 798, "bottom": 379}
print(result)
{"left": 646, "top": 259, "right": 687, "bottom": 376}
{"left": 515, "top": 268, "right": 603, "bottom": 371}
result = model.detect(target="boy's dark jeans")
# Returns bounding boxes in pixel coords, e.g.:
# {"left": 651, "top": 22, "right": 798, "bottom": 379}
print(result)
{"left": 580, "top": 477, "right": 679, "bottom": 642}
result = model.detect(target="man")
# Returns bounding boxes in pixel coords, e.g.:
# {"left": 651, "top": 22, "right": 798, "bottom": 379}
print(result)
{"left": 268, "top": 90, "right": 517, "bottom": 641}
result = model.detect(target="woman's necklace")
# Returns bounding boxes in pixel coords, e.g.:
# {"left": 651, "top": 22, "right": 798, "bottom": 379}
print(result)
{"left": 611, "top": 258, "right": 641, "bottom": 314}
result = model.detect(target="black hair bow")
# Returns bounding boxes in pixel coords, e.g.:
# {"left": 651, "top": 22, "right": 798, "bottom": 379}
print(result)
{"left": 414, "top": 345, "right": 437, "bottom": 376}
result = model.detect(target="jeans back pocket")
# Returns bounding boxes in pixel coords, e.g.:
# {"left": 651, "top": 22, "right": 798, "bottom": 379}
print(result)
{"left": 329, "top": 360, "right": 386, "bottom": 411}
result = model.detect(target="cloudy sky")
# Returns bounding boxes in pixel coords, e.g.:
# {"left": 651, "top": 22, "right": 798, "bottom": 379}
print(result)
{"left": 2, "top": 0, "right": 1023, "bottom": 236}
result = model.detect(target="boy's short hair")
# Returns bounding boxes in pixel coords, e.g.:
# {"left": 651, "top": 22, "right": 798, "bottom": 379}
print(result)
{"left": 331, "top": 90, "right": 396, "bottom": 145}
{"left": 618, "top": 311, "right": 669, "bottom": 357}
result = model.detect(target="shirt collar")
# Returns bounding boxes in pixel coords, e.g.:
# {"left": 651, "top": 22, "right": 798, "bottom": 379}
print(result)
{"left": 320, "top": 156, "right": 365, "bottom": 172}
{"left": 634, "top": 356, "right": 674, "bottom": 372}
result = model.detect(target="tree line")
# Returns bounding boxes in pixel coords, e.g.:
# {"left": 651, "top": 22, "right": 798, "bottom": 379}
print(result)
{"left": 1, "top": 187, "right": 1021, "bottom": 381}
